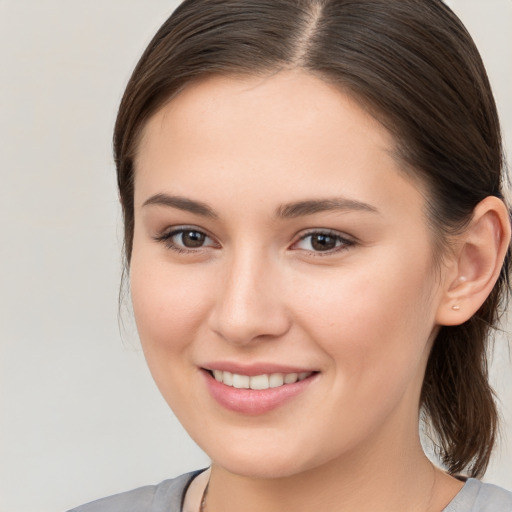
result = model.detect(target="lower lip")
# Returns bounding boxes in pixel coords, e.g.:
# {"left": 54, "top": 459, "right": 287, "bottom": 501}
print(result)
{"left": 202, "top": 370, "right": 317, "bottom": 415}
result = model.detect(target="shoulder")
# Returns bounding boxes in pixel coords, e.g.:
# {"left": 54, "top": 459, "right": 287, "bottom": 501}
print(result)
{"left": 66, "top": 471, "right": 203, "bottom": 512}
{"left": 444, "top": 478, "right": 512, "bottom": 512}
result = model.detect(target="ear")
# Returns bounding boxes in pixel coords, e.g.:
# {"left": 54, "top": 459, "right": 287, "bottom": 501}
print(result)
{"left": 436, "top": 196, "right": 511, "bottom": 326}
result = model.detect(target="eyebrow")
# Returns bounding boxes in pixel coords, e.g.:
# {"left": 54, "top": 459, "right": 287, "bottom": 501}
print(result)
{"left": 142, "top": 193, "right": 378, "bottom": 219}
{"left": 276, "top": 198, "right": 379, "bottom": 218}
{"left": 142, "top": 193, "right": 219, "bottom": 218}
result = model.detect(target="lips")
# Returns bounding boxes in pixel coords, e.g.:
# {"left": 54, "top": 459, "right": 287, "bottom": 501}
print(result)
{"left": 202, "top": 363, "right": 318, "bottom": 415}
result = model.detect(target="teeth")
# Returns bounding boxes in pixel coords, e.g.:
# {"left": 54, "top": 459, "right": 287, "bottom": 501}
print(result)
{"left": 249, "top": 374, "right": 269, "bottom": 390}
{"left": 223, "top": 371, "right": 233, "bottom": 386}
{"left": 284, "top": 372, "right": 298, "bottom": 384}
{"left": 211, "top": 370, "right": 313, "bottom": 389}
{"left": 269, "top": 373, "right": 284, "bottom": 388}
{"left": 232, "top": 374, "right": 250, "bottom": 389}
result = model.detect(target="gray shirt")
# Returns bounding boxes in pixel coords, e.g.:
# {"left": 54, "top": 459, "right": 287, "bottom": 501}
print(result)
{"left": 68, "top": 471, "right": 512, "bottom": 512}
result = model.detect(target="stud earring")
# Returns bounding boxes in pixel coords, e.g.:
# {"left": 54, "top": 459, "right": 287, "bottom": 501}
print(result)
{"left": 452, "top": 305, "right": 461, "bottom": 311}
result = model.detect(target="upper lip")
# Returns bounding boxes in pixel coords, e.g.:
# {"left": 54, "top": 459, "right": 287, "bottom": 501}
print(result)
{"left": 202, "top": 361, "right": 317, "bottom": 376}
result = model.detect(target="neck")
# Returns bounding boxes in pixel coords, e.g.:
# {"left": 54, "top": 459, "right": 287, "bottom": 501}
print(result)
{"left": 203, "top": 423, "right": 463, "bottom": 512}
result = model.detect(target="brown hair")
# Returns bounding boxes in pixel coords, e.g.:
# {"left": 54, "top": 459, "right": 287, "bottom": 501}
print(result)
{"left": 114, "top": 0, "right": 510, "bottom": 477}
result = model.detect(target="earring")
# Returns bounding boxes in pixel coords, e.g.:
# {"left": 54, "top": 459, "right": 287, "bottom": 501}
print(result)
{"left": 452, "top": 304, "right": 461, "bottom": 311}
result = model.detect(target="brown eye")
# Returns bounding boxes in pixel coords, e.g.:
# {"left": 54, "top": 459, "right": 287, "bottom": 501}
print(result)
{"left": 156, "top": 227, "right": 218, "bottom": 252}
{"left": 292, "top": 230, "right": 355, "bottom": 254}
{"left": 310, "top": 234, "right": 337, "bottom": 251}
{"left": 180, "top": 230, "right": 206, "bottom": 248}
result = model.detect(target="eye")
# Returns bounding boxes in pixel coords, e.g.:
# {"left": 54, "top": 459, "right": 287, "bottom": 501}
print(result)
{"left": 155, "top": 227, "right": 218, "bottom": 253}
{"left": 291, "top": 230, "right": 355, "bottom": 254}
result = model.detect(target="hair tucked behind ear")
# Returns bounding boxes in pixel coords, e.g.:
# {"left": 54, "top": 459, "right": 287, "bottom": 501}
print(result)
{"left": 114, "top": 0, "right": 511, "bottom": 477}
{"left": 421, "top": 265, "right": 510, "bottom": 476}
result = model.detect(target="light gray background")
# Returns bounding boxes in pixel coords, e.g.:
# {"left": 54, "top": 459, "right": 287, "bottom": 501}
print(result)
{"left": 0, "top": 1, "right": 511, "bottom": 511}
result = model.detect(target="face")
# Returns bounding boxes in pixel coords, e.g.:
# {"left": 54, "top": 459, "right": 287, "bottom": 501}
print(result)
{"left": 130, "top": 71, "right": 448, "bottom": 478}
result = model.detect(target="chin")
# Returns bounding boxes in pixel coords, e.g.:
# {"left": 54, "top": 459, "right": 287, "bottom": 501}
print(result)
{"left": 203, "top": 438, "right": 325, "bottom": 480}
{"left": 215, "top": 457, "right": 309, "bottom": 479}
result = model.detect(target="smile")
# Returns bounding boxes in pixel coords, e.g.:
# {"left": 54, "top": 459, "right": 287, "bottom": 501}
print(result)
{"left": 211, "top": 370, "right": 313, "bottom": 390}
{"left": 204, "top": 368, "right": 318, "bottom": 415}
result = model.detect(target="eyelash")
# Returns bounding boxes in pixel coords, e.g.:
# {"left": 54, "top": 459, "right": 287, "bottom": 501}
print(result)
{"left": 154, "top": 226, "right": 218, "bottom": 254}
{"left": 292, "top": 229, "right": 356, "bottom": 256}
{"left": 154, "top": 227, "right": 356, "bottom": 256}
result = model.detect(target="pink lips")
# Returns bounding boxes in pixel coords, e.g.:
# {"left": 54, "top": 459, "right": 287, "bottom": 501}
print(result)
{"left": 202, "top": 363, "right": 318, "bottom": 415}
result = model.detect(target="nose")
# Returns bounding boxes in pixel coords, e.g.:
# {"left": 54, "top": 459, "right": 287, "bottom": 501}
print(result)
{"left": 207, "top": 248, "right": 291, "bottom": 345}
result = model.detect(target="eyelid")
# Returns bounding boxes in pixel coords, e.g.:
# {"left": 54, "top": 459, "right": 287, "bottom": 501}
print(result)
{"left": 153, "top": 225, "right": 220, "bottom": 253}
{"left": 153, "top": 225, "right": 356, "bottom": 255}
{"left": 290, "top": 228, "right": 356, "bottom": 254}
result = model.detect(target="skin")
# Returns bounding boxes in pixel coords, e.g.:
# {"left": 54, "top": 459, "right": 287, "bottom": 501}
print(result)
{"left": 129, "top": 70, "right": 502, "bottom": 511}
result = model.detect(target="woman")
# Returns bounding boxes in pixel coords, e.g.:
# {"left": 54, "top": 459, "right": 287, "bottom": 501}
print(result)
{"left": 70, "top": 0, "right": 512, "bottom": 510}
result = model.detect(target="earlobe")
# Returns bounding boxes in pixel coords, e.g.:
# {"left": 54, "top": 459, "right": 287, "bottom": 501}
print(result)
{"left": 436, "top": 196, "right": 511, "bottom": 326}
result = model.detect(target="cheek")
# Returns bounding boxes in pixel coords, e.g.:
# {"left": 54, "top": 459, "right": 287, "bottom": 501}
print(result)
{"left": 129, "top": 249, "right": 212, "bottom": 363}
{"left": 128, "top": 250, "right": 219, "bottom": 423}
{"left": 294, "top": 249, "right": 436, "bottom": 392}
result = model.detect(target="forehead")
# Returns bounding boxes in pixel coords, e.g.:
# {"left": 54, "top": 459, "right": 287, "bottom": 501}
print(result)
{"left": 134, "top": 70, "right": 425, "bottom": 220}
{"left": 136, "top": 70, "right": 396, "bottom": 163}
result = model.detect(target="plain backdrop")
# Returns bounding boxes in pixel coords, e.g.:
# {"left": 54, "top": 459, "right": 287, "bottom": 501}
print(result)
{"left": 0, "top": 1, "right": 511, "bottom": 511}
